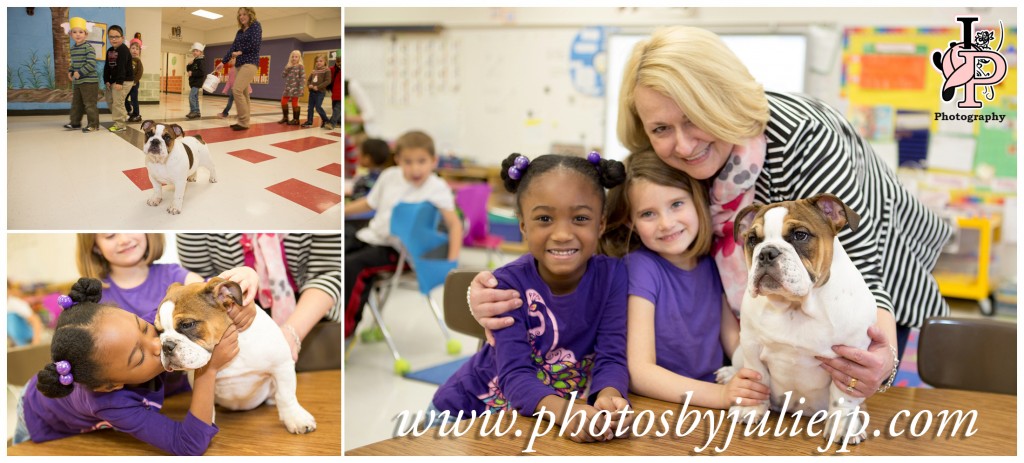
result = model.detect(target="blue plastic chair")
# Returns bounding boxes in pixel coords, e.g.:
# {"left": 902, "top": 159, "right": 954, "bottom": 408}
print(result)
{"left": 361, "top": 201, "right": 462, "bottom": 374}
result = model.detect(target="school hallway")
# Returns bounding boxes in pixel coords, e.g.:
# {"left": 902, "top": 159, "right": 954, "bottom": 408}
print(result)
{"left": 7, "top": 92, "right": 342, "bottom": 229}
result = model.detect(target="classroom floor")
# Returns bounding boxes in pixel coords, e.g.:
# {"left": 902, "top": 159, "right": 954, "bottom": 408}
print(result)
{"left": 342, "top": 249, "right": 1016, "bottom": 452}
{"left": 7, "top": 93, "right": 342, "bottom": 229}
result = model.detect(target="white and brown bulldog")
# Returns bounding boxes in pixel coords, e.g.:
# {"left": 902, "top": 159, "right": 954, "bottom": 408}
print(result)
{"left": 155, "top": 278, "right": 316, "bottom": 434}
{"left": 140, "top": 120, "right": 217, "bottom": 215}
{"left": 718, "top": 193, "right": 875, "bottom": 445}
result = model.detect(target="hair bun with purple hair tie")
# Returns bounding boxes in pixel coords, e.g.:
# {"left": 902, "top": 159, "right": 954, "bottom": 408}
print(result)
{"left": 508, "top": 154, "right": 530, "bottom": 180}
{"left": 57, "top": 295, "right": 74, "bottom": 309}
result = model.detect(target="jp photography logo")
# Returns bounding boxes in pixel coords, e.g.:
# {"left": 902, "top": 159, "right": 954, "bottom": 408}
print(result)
{"left": 931, "top": 16, "right": 1008, "bottom": 124}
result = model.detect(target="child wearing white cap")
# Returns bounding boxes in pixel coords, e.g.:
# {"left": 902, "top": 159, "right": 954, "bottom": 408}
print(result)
{"left": 186, "top": 42, "right": 206, "bottom": 119}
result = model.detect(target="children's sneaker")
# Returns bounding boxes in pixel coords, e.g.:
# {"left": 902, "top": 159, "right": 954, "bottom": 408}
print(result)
{"left": 323, "top": 122, "right": 335, "bottom": 130}
{"left": 63, "top": 123, "right": 81, "bottom": 129}
{"left": 109, "top": 125, "right": 126, "bottom": 133}
{"left": 82, "top": 126, "right": 98, "bottom": 133}
{"left": 128, "top": 115, "right": 142, "bottom": 123}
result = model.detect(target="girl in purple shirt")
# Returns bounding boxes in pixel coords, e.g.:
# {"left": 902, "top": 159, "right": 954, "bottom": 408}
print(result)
{"left": 430, "top": 153, "right": 633, "bottom": 443}
{"left": 14, "top": 278, "right": 240, "bottom": 455}
{"left": 603, "top": 150, "right": 769, "bottom": 408}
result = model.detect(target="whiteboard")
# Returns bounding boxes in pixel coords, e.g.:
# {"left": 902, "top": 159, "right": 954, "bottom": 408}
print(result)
{"left": 604, "top": 34, "right": 808, "bottom": 161}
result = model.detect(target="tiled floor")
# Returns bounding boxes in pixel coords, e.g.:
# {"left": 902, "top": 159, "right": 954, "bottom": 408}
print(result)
{"left": 342, "top": 249, "right": 1017, "bottom": 452}
{"left": 7, "top": 93, "right": 341, "bottom": 229}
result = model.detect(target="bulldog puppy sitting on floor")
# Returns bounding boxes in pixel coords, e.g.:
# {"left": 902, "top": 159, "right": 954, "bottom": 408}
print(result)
{"left": 155, "top": 278, "right": 316, "bottom": 434}
{"left": 140, "top": 120, "right": 217, "bottom": 215}
{"left": 717, "top": 193, "right": 875, "bottom": 445}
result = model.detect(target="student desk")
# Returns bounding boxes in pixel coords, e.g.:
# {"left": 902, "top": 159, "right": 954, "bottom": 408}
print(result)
{"left": 347, "top": 387, "right": 1015, "bottom": 456}
{"left": 8, "top": 370, "right": 341, "bottom": 456}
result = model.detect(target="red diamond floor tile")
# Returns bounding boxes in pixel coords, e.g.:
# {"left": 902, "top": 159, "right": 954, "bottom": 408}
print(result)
{"left": 185, "top": 121, "right": 306, "bottom": 143}
{"left": 318, "top": 163, "right": 342, "bottom": 177}
{"left": 227, "top": 149, "right": 276, "bottom": 164}
{"left": 266, "top": 178, "right": 341, "bottom": 213}
{"left": 124, "top": 167, "right": 153, "bottom": 191}
{"left": 325, "top": 131, "right": 342, "bottom": 137}
{"left": 271, "top": 136, "right": 339, "bottom": 153}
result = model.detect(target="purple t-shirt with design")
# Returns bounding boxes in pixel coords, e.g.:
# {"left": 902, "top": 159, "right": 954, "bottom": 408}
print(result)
{"left": 626, "top": 247, "right": 724, "bottom": 382}
{"left": 432, "top": 254, "right": 629, "bottom": 417}
{"left": 101, "top": 263, "right": 190, "bottom": 324}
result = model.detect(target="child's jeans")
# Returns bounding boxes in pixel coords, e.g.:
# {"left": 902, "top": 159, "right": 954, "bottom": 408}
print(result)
{"left": 13, "top": 383, "right": 31, "bottom": 444}
{"left": 422, "top": 401, "right": 460, "bottom": 428}
{"left": 330, "top": 100, "right": 342, "bottom": 125}
{"left": 222, "top": 93, "right": 235, "bottom": 115}
{"left": 306, "top": 90, "right": 328, "bottom": 124}
{"left": 124, "top": 83, "right": 140, "bottom": 117}
{"left": 189, "top": 86, "right": 200, "bottom": 113}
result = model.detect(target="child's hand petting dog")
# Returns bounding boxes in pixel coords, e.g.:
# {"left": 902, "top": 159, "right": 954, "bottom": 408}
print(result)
{"left": 201, "top": 325, "right": 240, "bottom": 374}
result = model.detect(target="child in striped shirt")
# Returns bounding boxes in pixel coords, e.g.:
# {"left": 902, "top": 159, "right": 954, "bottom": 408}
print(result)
{"left": 63, "top": 17, "right": 99, "bottom": 132}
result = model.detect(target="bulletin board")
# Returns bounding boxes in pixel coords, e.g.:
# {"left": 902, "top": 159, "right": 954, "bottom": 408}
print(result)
{"left": 842, "top": 26, "right": 1017, "bottom": 176}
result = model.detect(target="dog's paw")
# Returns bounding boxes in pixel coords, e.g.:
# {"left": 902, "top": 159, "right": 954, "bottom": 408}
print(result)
{"left": 147, "top": 196, "right": 162, "bottom": 206}
{"left": 167, "top": 206, "right": 181, "bottom": 215}
{"left": 187, "top": 175, "right": 197, "bottom": 182}
{"left": 827, "top": 410, "right": 867, "bottom": 446}
{"left": 715, "top": 366, "right": 737, "bottom": 384}
{"left": 209, "top": 176, "right": 217, "bottom": 183}
{"left": 280, "top": 406, "right": 317, "bottom": 434}
{"left": 728, "top": 403, "right": 769, "bottom": 425}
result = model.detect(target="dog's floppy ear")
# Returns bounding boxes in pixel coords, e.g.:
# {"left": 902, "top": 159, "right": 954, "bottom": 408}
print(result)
{"left": 811, "top": 193, "right": 860, "bottom": 233}
{"left": 141, "top": 120, "right": 155, "bottom": 133}
{"left": 733, "top": 203, "right": 762, "bottom": 244}
{"left": 206, "top": 277, "right": 243, "bottom": 310}
{"left": 169, "top": 124, "right": 186, "bottom": 138}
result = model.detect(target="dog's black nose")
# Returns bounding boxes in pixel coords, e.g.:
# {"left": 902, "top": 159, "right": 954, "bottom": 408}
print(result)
{"left": 758, "top": 246, "right": 781, "bottom": 264}
{"left": 162, "top": 340, "right": 177, "bottom": 355}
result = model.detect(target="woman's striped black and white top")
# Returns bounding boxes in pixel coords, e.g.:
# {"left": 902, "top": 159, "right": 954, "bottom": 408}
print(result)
{"left": 756, "top": 92, "right": 951, "bottom": 329}
{"left": 176, "top": 233, "right": 343, "bottom": 323}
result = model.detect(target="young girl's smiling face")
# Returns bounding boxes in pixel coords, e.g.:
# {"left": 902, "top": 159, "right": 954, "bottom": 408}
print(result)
{"left": 70, "top": 28, "right": 87, "bottom": 45}
{"left": 290, "top": 51, "right": 301, "bottom": 65}
{"left": 92, "top": 308, "right": 166, "bottom": 391}
{"left": 628, "top": 180, "right": 701, "bottom": 269}
{"left": 95, "top": 233, "right": 148, "bottom": 270}
{"left": 315, "top": 56, "right": 326, "bottom": 69}
{"left": 518, "top": 168, "right": 605, "bottom": 294}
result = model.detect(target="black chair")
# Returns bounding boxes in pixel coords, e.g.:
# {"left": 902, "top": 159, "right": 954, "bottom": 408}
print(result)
{"left": 917, "top": 316, "right": 1016, "bottom": 395}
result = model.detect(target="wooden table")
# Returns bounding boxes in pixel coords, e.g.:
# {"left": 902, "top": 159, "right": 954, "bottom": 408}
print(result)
{"left": 9, "top": 370, "right": 341, "bottom": 456}
{"left": 347, "top": 388, "right": 1015, "bottom": 456}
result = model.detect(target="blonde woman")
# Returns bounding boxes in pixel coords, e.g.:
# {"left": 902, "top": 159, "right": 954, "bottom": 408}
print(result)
{"left": 214, "top": 7, "right": 261, "bottom": 131}
{"left": 468, "top": 26, "right": 951, "bottom": 402}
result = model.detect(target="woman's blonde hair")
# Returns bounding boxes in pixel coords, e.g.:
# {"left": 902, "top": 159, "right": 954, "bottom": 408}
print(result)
{"left": 76, "top": 234, "right": 165, "bottom": 280}
{"left": 617, "top": 26, "right": 770, "bottom": 153}
{"left": 236, "top": 7, "right": 257, "bottom": 29}
{"left": 602, "top": 150, "right": 712, "bottom": 259}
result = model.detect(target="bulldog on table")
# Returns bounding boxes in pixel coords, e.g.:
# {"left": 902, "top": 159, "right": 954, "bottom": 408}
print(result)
{"left": 718, "top": 193, "right": 875, "bottom": 445}
{"left": 155, "top": 278, "right": 316, "bottom": 434}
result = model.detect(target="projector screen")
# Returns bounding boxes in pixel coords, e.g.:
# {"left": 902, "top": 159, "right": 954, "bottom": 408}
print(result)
{"left": 604, "top": 34, "right": 808, "bottom": 161}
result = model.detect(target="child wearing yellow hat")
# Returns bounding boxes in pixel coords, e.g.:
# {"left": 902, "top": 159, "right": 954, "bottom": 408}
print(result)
{"left": 62, "top": 17, "right": 99, "bottom": 132}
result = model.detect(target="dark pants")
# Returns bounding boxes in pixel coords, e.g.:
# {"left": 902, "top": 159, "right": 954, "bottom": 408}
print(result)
{"left": 306, "top": 90, "right": 328, "bottom": 123}
{"left": 344, "top": 227, "right": 399, "bottom": 339}
{"left": 330, "top": 99, "right": 341, "bottom": 125}
{"left": 222, "top": 93, "right": 235, "bottom": 115}
{"left": 124, "top": 83, "right": 140, "bottom": 117}
{"left": 70, "top": 82, "right": 99, "bottom": 128}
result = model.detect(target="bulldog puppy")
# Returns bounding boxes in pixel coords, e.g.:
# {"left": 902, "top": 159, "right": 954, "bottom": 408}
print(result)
{"left": 155, "top": 278, "right": 316, "bottom": 434}
{"left": 140, "top": 120, "right": 217, "bottom": 215}
{"left": 719, "top": 193, "right": 876, "bottom": 445}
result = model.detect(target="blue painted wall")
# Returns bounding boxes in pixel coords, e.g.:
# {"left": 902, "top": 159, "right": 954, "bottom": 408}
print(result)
{"left": 7, "top": 7, "right": 124, "bottom": 110}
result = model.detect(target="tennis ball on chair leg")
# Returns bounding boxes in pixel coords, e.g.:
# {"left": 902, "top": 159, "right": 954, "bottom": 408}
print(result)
{"left": 394, "top": 358, "right": 411, "bottom": 375}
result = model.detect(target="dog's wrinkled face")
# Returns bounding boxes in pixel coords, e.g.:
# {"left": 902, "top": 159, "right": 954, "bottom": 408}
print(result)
{"left": 140, "top": 120, "right": 186, "bottom": 163}
{"left": 734, "top": 194, "right": 860, "bottom": 301}
{"left": 155, "top": 278, "right": 241, "bottom": 371}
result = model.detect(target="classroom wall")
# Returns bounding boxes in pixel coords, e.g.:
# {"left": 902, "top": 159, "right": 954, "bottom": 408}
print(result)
{"left": 7, "top": 234, "right": 182, "bottom": 284}
{"left": 203, "top": 37, "right": 340, "bottom": 101}
{"left": 345, "top": 7, "right": 1017, "bottom": 167}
